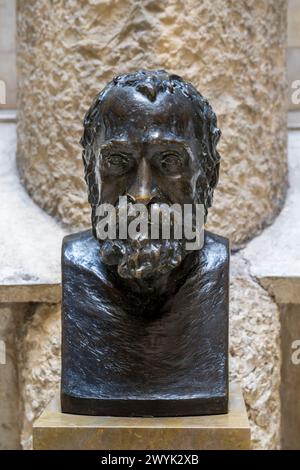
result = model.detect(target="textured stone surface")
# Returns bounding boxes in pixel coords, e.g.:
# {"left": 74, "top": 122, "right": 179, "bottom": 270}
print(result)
{"left": 18, "top": 303, "right": 61, "bottom": 450}
{"left": 229, "top": 254, "right": 281, "bottom": 450}
{"left": 0, "top": 304, "right": 26, "bottom": 449}
{"left": 33, "top": 384, "right": 250, "bottom": 450}
{"left": 16, "top": 0, "right": 287, "bottom": 248}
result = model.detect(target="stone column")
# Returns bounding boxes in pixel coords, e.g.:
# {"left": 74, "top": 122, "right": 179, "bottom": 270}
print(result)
{"left": 16, "top": 0, "right": 288, "bottom": 449}
{"left": 17, "top": 0, "right": 287, "bottom": 248}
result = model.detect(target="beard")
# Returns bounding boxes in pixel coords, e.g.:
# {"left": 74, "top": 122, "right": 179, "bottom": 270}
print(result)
{"left": 92, "top": 201, "right": 188, "bottom": 281}
{"left": 99, "top": 237, "right": 186, "bottom": 280}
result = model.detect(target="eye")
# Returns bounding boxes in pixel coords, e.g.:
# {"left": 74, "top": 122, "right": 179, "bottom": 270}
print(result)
{"left": 102, "top": 152, "right": 134, "bottom": 175}
{"left": 157, "top": 152, "right": 184, "bottom": 174}
{"left": 108, "top": 154, "right": 128, "bottom": 166}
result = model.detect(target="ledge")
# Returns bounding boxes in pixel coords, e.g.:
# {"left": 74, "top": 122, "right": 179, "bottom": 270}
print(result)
{"left": 0, "top": 123, "right": 68, "bottom": 303}
{"left": 288, "top": 111, "right": 300, "bottom": 130}
{"left": 0, "top": 110, "right": 17, "bottom": 123}
{"left": 243, "top": 131, "right": 300, "bottom": 304}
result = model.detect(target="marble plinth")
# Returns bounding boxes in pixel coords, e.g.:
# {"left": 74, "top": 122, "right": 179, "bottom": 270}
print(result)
{"left": 33, "top": 383, "right": 250, "bottom": 450}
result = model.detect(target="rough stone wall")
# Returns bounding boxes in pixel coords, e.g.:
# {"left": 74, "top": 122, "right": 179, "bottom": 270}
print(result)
{"left": 17, "top": 0, "right": 287, "bottom": 249}
{"left": 0, "top": 304, "right": 26, "bottom": 450}
{"left": 18, "top": 303, "right": 61, "bottom": 450}
{"left": 230, "top": 255, "right": 281, "bottom": 449}
{"left": 18, "top": 254, "right": 281, "bottom": 449}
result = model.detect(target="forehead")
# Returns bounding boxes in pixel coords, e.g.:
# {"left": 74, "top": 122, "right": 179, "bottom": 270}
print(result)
{"left": 99, "top": 86, "right": 199, "bottom": 142}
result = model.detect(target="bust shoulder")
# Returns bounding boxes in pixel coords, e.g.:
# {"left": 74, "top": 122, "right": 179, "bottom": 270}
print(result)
{"left": 199, "top": 230, "right": 230, "bottom": 273}
{"left": 62, "top": 229, "right": 100, "bottom": 269}
{"left": 204, "top": 230, "right": 230, "bottom": 252}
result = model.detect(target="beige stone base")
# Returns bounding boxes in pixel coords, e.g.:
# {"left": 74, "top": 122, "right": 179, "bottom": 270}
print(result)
{"left": 33, "top": 384, "right": 250, "bottom": 450}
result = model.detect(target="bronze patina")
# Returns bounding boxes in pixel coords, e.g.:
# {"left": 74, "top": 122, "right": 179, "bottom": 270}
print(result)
{"left": 61, "top": 70, "right": 229, "bottom": 416}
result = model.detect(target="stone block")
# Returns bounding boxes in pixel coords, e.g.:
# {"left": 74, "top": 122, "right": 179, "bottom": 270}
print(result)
{"left": 33, "top": 383, "right": 250, "bottom": 450}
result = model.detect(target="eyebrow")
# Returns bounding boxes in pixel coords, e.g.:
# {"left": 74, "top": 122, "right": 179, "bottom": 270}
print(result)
{"left": 100, "top": 139, "right": 196, "bottom": 163}
{"left": 148, "top": 140, "right": 194, "bottom": 161}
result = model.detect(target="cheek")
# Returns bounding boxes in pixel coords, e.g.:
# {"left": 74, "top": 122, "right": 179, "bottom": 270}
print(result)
{"left": 100, "top": 178, "right": 125, "bottom": 205}
{"left": 100, "top": 174, "right": 135, "bottom": 204}
{"left": 155, "top": 175, "right": 196, "bottom": 204}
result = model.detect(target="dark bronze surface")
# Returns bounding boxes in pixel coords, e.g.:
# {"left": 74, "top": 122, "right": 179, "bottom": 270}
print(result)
{"left": 61, "top": 70, "right": 229, "bottom": 416}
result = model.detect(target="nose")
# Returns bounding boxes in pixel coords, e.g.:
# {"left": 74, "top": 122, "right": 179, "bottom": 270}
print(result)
{"left": 127, "top": 158, "right": 155, "bottom": 204}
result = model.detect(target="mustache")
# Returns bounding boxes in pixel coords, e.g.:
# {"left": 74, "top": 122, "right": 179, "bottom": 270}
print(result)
{"left": 93, "top": 198, "right": 197, "bottom": 243}
{"left": 95, "top": 200, "right": 187, "bottom": 280}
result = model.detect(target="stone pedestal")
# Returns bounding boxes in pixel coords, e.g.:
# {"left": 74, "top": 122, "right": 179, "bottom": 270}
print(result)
{"left": 33, "top": 383, "right": 250, "bottom": 450}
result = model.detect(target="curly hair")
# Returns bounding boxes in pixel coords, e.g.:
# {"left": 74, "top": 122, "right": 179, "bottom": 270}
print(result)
{"left": 81, "top": 70, "right": 221, "bottom": 218}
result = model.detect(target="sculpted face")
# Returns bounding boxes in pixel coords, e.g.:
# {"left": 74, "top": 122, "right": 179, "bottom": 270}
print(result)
{"left": 97, "top": 86, "right": 202, "bottom": 208}
{"left": 81, "top": 71, "right": 221, "bottom": 283}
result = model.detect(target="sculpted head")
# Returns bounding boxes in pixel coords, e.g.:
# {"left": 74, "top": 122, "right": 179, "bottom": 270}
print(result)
{"left": 81, "top": 70, "right": 221, "bottom": 281}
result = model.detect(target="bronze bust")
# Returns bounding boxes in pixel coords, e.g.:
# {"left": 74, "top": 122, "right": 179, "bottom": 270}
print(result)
{"left": 61, "top": 70, "right": 229, "bottom": 416}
